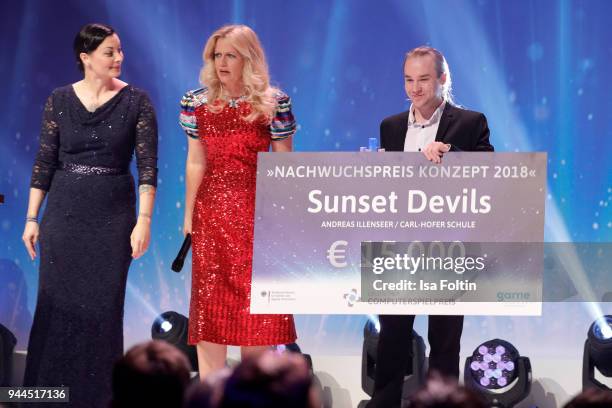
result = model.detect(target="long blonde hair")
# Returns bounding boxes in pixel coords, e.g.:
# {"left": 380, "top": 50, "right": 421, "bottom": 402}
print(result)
{"left": 200, "top": 25, "right": 278, "bottom": 122}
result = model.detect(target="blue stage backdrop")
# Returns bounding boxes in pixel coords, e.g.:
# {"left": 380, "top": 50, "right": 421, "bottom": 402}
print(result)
{"left": 0, "top": 0, "right": 610, "bottom": 362}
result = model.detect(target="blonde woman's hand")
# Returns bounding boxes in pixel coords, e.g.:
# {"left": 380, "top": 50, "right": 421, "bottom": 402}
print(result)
{"left": 22, "top": 221, "right": 40, "bottom": 260}
{"left": 131, "top": 218, "right": 151, "bottom": 259}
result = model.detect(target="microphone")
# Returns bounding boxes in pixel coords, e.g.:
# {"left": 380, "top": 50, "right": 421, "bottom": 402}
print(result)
{"left": 172, "top": 233, "right": 191, "bottom": 272}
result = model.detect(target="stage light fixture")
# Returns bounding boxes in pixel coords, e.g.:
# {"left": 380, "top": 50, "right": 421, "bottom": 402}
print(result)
{"left": 464, "top": 339, "right": 531, "bottom": 408}
{"left": 359, "top": 319, "right": 426, "bottom": 407}
{"left": 276, "top": 342, "right": 331, "bottom": 406}
{"left": 151, "top": 311, "right": 198, "bottom": 370}
{"left": 277, "top": 342, "right": 314, "bottom": 372}
{"left": 583, "top": 315, "right": 612, "bottom": 390}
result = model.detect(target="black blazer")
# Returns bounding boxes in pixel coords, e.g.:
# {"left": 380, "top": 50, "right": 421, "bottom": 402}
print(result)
{"left": 379, "top": 103, "right": 494, "bottom": 152}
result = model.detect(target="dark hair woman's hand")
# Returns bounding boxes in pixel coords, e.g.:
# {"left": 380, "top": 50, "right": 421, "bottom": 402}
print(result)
{"left": 22, "top": 221, "right": 39, "bottom": 260}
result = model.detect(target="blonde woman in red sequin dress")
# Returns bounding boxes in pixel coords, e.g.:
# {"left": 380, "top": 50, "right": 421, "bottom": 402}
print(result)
{"left": 179, "top": 25, "right": 297, "bottom": 379}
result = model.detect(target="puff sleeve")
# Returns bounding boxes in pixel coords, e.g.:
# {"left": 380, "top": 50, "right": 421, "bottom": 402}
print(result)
{"left": 179, "top": 90, "right": 200, "bottom": 139}
{"left": 269, "top": 91, "right": 296, "bottom": 141}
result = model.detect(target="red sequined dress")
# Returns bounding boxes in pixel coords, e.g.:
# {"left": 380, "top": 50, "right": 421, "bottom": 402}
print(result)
{"left": 179, "top": 87, "right": 297, "bottom": 345}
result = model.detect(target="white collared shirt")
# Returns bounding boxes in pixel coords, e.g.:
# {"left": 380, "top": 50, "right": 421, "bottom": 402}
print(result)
{"left": 404, "top": 101, "right": 446, "bottom": 152}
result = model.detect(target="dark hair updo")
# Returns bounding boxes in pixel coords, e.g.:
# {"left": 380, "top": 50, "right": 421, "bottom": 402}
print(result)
{"left": 73, "top": 23, "right": 116, "bottom": 72}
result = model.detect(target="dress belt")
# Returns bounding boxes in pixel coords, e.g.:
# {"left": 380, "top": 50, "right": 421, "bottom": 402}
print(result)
{"left": 59, "top": 162, "right": 128, "bottom": 175}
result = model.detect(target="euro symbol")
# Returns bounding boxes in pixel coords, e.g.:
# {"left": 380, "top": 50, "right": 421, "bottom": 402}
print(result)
{"left": 327, "top": 240, "right": 349, "bottom": 268}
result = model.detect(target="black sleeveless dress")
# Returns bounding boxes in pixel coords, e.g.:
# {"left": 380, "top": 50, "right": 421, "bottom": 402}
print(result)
{"left": 24, "top": 85, "right": 158, "bottom": 407}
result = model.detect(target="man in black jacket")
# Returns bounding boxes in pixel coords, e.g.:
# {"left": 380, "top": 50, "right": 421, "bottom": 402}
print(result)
{"left": 369, "top": 46, "right": 494, "bottom": 408}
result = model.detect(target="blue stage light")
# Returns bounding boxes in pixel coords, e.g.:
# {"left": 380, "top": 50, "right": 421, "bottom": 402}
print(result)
{"left": 469, "top": 339, "right": 519, "bottom": 390}
{"left": 465, "top": 339, "right": 531, "bottom": 408}
{"left": 276, "top": 342, "right": 314, "bottom": 374}
{"left": 583, "top": 315, "right": 612, "bottom": 390}
{"left": 591, "top": 316, "right": 612, "bottom": 341}
{"left": 160, "top": 320, "right": 173, "bottom": 333}
{"left": 151, "top": 311, "right": 198, "bottom": 371}
{"left": 359, "top": 319, "right": 426, "bottom": 407}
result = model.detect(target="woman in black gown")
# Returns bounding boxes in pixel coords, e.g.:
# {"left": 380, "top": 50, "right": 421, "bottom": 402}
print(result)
{"left": 21, "top": 23, "right": 158, "bottom": 407}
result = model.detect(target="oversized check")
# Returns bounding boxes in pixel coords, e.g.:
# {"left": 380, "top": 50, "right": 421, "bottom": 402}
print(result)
{"left": 250, "top": 152, "right": 546, "bottom": 315}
